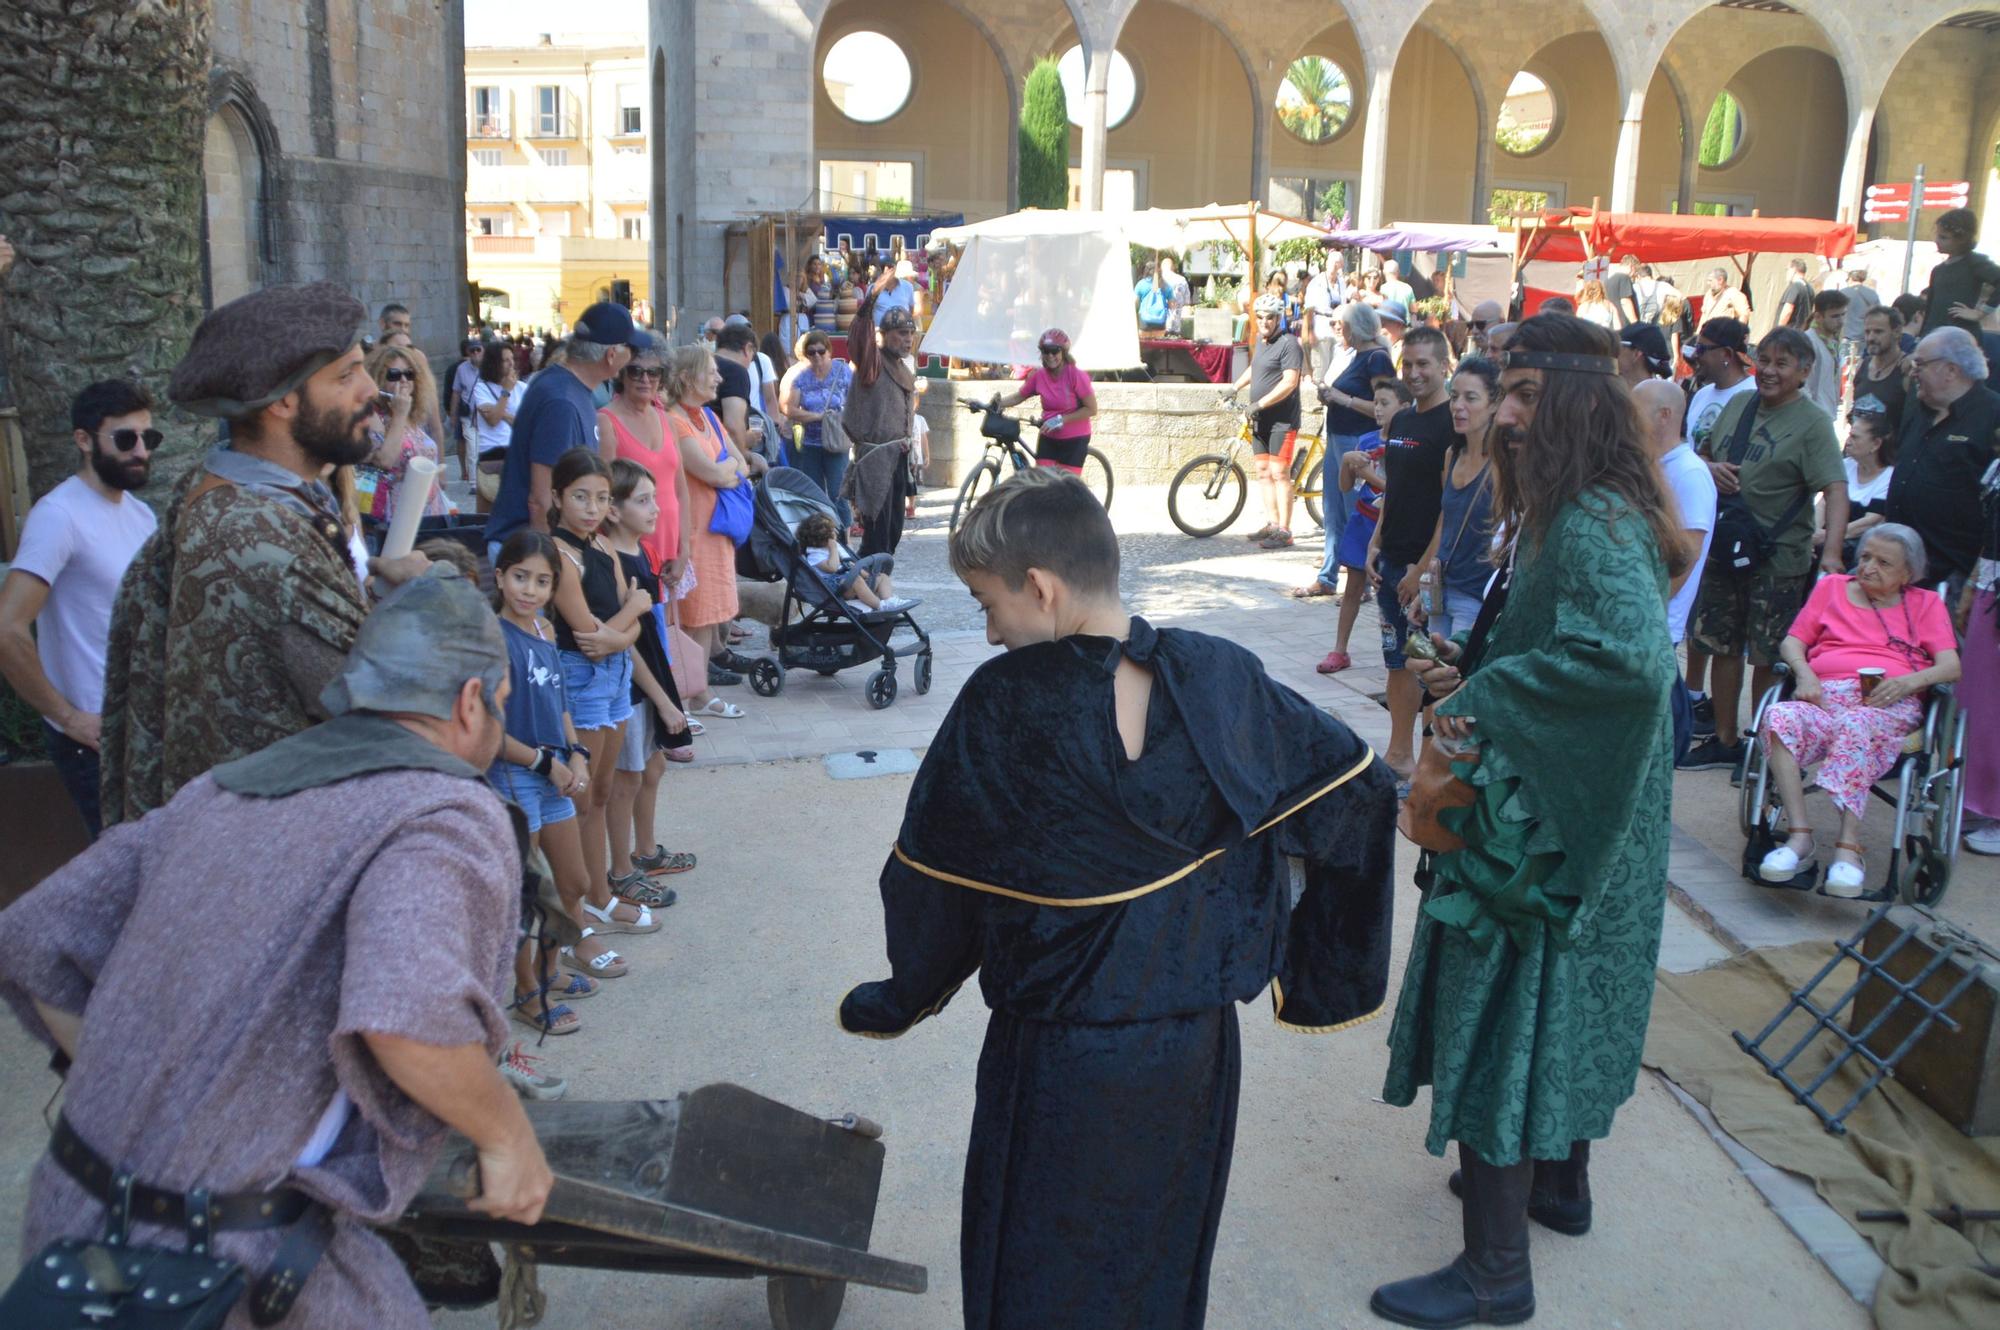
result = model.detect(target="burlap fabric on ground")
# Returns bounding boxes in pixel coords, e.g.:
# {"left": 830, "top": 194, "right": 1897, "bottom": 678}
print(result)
{"left": 1644, "top": 942, "right": 2000, "bottom": 1329}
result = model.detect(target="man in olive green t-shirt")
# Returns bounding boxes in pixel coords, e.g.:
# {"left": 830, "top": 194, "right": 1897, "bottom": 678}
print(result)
{"left": 1680, "top": 327, "right": 1848, "bottom": 770}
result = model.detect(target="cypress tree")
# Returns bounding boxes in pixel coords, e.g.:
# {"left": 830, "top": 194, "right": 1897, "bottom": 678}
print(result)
{"left": 1019, "top": 58, "right": 1069, "bottom": 210}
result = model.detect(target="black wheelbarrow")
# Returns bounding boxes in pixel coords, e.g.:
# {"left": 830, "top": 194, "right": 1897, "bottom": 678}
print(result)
{"left": 389, "top": 1083, "right": 928, "bottom": 1330}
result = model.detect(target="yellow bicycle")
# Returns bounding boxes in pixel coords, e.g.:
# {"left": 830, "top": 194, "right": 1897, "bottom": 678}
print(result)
{"left": 1167, "top": 409, "right": 1326, "bottom": 538}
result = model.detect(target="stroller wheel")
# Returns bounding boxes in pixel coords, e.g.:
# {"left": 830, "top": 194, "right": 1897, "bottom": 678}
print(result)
{"left": 865, "top": 668, "right": 898, "bottom": 711}
{"left": 749, "top": 656, "right": 785, "bottom": 698}
{"left": 913, "top": 651, "right": 933, "bottom": 696}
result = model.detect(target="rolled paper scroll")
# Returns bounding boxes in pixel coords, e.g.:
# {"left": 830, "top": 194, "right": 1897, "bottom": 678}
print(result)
{"left": 379, "top": 456, "right": 440, "bottom": 559}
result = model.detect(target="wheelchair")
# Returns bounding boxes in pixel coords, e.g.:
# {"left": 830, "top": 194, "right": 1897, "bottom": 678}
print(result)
{"left": 1737, "top": 662, "right": 1968, "bottom": 905}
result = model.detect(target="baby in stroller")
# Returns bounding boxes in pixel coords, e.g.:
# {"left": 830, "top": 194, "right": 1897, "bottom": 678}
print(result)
{"left": 797, "top": 512, "right": 918, "bottom": 616}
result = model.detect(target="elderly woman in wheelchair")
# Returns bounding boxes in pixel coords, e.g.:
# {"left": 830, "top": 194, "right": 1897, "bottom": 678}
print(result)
{"left": 1756, "top": 525, "right": 1961, "bottom": 896}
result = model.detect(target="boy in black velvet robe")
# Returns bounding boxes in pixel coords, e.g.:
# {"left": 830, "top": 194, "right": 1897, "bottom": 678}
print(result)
{"left": 840, "top": 469, "right": 1398, "bottom": 1330}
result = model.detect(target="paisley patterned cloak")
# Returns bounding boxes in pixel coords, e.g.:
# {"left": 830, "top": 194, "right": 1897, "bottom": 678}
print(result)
{"left": 100, "top": 452, "right": 366, "bottom": 826}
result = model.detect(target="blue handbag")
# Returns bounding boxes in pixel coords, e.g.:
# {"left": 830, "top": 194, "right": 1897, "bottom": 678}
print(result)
{"left": 705, "top": 409, "right": 756, "bottom": 545}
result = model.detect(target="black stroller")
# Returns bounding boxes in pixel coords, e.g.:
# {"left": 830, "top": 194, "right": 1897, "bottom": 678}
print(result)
{"left": 735, "top": 467, "right": 932, "bottom": 709}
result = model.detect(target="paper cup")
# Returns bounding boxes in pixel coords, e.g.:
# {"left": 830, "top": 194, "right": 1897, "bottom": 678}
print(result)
{"left": 1857, "top": 667, "right": 1885, "bottom": 697}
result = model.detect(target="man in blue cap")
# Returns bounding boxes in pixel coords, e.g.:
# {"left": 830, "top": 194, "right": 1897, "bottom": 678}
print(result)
{"left": 486, "top": 301, "right": 653, "bottom": 556}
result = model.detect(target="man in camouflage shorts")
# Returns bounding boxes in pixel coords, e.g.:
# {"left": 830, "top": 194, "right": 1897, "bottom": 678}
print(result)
{"left": 1677, "top": 327, "right": 1848, "bottom": 772}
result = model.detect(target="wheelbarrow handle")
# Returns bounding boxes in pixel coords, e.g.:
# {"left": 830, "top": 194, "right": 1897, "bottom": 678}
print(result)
{"left": 829, "top": 1114, "right": 883, "bottom": 1140}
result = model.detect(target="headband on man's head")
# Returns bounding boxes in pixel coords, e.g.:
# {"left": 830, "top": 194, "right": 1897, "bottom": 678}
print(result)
{"left": 1501, "top": 350, "right": 1620, "bottom": 375}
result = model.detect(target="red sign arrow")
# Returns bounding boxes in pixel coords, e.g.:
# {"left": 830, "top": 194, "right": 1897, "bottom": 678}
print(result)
{"left": 1866, "top": 183, "right": 1911, "bottom": 202}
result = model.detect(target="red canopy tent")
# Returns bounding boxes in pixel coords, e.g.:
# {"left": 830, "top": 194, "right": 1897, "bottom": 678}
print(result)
{"left": 1505, "top": 207, "right": 1858, "bottom": 268}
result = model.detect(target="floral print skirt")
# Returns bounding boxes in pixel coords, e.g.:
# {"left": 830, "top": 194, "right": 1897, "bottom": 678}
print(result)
{"left": 1763, "top": 677, "right": 1923, "bottom": 819}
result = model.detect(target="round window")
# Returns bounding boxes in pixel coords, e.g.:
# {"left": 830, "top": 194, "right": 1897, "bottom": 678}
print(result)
{"left": 1496, "top": 72, "right": 1556, "bottom": 156}
{"left": 1276, "top": 56, "right": 1355, "bottom": 144}
{"left": 1057, "top": 45, "right": 1137, "bottom": 130}
{"left": 1698, "top": 92, "right": 1746, "bottom": 168}
{"left": 822, "top": 31, "right": 913, "bottom": 125}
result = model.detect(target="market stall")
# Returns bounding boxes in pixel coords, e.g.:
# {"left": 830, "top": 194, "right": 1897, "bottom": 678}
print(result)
{"left": 1502, "top": 206, "right": 1858, "bottom": 320}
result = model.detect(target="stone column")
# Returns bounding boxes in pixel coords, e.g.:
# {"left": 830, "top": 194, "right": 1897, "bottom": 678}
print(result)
{"left": 1356, "top": 65, "right": 1393, "bottom": 231}
{"left": 1079, "top": 43, "right": 1111, "bottom": 210}
{"left": 1610, "top": 87, "right": 1646, "bottom": 213}
{"left": 1835, "top": 103, "right": 1876, "bottom": 227}
{"left": 1248, "top": 73, "right": 1269, "bottom": 206}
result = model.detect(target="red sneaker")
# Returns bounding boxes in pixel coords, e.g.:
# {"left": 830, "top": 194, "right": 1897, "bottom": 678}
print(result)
{"left": 1316, "top": 650, "right": 1351, "bottom": 674}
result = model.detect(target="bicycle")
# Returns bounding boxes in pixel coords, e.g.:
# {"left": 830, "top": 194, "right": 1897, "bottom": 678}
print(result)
{"left": 1166, "top": 401, "right": 1325, "bottom": 539}
{"left": 949, "top": 400, "right": 1115, "bottom": 533}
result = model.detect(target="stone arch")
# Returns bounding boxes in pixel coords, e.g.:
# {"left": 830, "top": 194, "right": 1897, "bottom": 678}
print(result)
{"left": 1869, "top": 13, "right": 2000, "bottom": 245}
{"left": 1380, "top": 23, "right": 1480, "bottom": 221}
{"left": 201, "top": 71, "right": 281, "bottom": 307}
{"left": 812, "top": 0, "right": 1015, "bottom": 217}
{"left": 1049, "top": 0, "right": 1259, "bottom": 207}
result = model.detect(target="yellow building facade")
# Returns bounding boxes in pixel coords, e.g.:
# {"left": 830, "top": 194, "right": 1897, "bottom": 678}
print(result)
{"left": 464, "top": 34, "right": 651, "bottom": 330}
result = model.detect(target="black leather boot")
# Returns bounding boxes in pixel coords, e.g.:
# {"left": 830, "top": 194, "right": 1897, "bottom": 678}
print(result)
{"left": 1447, "top": 1139, "right": 1592, "bottom": 1236}
{"left": 1372, "top": 1147, "right": 1536, "bottom": 1327}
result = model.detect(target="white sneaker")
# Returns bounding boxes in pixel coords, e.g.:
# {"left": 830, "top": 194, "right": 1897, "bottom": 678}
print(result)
{"left": 1964, "top": 820, "right": 2000, "bottom": 856}
{"left": 499, "top": 1041, "right": 568, "bottom": 1100}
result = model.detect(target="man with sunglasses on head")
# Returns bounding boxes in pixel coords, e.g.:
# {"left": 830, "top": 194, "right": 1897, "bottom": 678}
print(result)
{"left": 0, "top": 381, "right": 160, "bottom": 837}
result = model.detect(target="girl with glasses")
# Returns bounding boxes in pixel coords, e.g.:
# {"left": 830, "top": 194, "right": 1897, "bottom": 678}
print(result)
{"left": 360, "top": 342, "right": 448, "bottom": 523}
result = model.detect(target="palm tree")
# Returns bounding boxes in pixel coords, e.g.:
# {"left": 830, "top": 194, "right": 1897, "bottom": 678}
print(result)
{"left": 0, "top": 0, "right": 212, "bottom": 499}
{"left": 1278, "top": 57, "right": 1351, "bottom": 143}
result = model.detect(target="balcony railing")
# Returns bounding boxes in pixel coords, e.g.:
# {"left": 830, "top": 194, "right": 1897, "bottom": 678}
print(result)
{"left": 525, "top": 112, "right": 581, "bottom": 140}
{"left": 471, "top": 235, "right": 535, "bottom": 254}
{"left": 469, "top": 114, "right": 510, "bottom": 139}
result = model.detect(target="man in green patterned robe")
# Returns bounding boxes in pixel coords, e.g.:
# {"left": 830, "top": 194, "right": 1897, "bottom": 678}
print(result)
{"left": 102, "top": 283, "right": 424, "bottom": 825}
{"left": 1372, "top": 315, "right": 1688, "bottom": 1329}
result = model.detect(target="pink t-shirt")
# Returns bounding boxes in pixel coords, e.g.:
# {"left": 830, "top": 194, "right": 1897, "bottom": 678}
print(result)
{"left": 1022, "top": 363, "right": 1094, "bottom": 440}
{"left": 1787, "top": 575, "right": 1956, "bottom": 683}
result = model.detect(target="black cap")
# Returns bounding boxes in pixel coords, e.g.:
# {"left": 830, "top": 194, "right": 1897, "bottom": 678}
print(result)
{"left": 1618, "top": 321, "right": 1672, "bottom": 373}
{"left": 1683, "top": 317, "right": 1750, "bottom": 361}
{"left": 574, "top": 301, "right": 651, "bottom": 350}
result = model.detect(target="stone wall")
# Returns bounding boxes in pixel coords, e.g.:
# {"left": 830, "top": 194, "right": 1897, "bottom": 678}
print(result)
{"left": 209, "top": 0, "right": 468, "bottom": 358}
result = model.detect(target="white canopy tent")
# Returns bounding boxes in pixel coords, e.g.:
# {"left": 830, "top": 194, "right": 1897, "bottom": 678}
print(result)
{"left": 922, "top": 214, "right": 1144, "bottom": 370}
{"left": 923, "top": 204, "right": 1329, "bottom": 368}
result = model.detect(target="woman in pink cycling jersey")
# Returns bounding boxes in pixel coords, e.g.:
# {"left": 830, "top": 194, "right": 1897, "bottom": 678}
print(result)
{"left": 990, "top": 328, "right": 1097, "bottom": 474}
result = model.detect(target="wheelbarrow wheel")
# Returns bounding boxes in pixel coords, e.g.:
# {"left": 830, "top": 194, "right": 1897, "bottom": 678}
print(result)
{"left": 768, "top": 1274, "right": 847, "bottom": 1330}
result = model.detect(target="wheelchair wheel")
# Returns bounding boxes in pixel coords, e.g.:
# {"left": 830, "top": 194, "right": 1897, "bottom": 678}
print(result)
{"left": 1899, "top": 761, "right": 1964, "bottom": 907}
{"left": 1737, "top": 729, "right": 1773, "bottom": 840}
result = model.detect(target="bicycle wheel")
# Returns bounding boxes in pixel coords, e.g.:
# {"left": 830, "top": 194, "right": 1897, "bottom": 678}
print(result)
{"left": 1168, "top": 454, "right": 1247, "bottom": 537}
{"left": 1080, "top": 447, "right": 1115, "bottom": 513}
{"left": 949, "top": 459, "right": 1001, "bottom": 534}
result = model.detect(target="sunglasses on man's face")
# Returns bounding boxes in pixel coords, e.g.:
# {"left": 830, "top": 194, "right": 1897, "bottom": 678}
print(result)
{"left": 101, "top": 428, "right": 163, "bottom": 453}
{"left": 1470, "top": 320, "right": 1491, "bottom": 331}
{"left": 808, "top": 347, "right": 830, "bottom": 358}
{"left": 383, "top": 368, "right": 417, "bottom": 383}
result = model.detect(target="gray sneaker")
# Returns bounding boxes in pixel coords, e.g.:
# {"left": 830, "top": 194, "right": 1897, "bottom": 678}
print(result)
{"left": 499, "top": 1040, "right": 568, "bottom": 1100}
{"left": 1965, "top": 819, "right": 2000, "bottom": 856}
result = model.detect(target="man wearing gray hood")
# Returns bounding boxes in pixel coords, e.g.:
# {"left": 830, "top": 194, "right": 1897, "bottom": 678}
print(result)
{"left": 0, "top": 570, "right": 552, "bottom": 1329}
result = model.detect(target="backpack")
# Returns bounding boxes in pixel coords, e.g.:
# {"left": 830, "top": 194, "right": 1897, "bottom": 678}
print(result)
{"left": 1138, "top": 279, "right": 1168, "bottom": 325}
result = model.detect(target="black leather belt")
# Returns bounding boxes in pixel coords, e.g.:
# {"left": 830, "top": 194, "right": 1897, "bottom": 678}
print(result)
{"left": 52, "top": 1117, "right": 313, "bottom": 1231}
{"left": 51, "top": 1116, "right": 335, "bottom": 1326}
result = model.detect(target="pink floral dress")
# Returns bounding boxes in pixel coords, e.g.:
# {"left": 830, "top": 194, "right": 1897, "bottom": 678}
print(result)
{"left": 1762, "top": 679, "right": 1923, "bottom": 819}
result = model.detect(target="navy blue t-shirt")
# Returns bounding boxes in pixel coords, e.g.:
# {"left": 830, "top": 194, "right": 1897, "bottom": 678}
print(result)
{"left": 1325, "top": 347, "right": 1396, "bottom": 436}
{"left": 487, "top": 365, "right": 600, "bottom": 543}
{"left": 499, "top": 618, "right": 571, "bottom": 753}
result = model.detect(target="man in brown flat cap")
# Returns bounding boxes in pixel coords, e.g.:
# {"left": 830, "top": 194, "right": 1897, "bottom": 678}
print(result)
{"left": 101, "top": 281, "right": 428, "bottom": 824}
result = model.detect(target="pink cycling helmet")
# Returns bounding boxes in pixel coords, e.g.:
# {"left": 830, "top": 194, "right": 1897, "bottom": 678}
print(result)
{"left": 1037, "top": 328, "right": 1071, "bottom": 353}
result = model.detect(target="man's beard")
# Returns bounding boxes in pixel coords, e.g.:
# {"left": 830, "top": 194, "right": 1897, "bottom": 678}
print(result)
{"left": 295, "top": 390, "right": 375, "bottom": 467}
{"left": 89, "top": 441, "right": 150, "bottom": 492}
{"left": 1493, "top": 422, "right": 1528, "bottom": 453}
